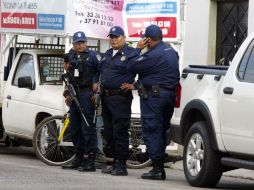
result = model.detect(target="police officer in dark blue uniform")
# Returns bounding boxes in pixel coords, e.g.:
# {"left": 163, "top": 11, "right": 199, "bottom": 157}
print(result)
{"left": 121, "top": 25, "right": 180, "bottom": 180}
{"left": 100, "top": 26, "right": 137, "bottom": 176}
{"left": 62, "top": 31, "right": 100, "bottom": 172}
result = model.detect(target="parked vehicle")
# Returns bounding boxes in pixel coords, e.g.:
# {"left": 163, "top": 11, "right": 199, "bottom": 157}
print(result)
{"left": 170, "top": 32, "right": 254, "bottom": 187}
{"left": 1, "top": 47, "right": 65, "bottom": 145}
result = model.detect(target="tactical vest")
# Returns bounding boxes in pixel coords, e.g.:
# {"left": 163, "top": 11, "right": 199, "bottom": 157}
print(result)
{"left": 68, "top": 51, "right": 93, "bottom": 90}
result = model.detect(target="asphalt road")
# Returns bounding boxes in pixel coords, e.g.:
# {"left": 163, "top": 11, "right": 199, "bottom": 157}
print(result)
{"left": 0, "top": 145, "right": 254, "bottom": 190}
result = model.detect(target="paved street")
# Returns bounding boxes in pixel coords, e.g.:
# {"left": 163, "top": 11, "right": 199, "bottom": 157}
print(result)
{"left": 0, "top": 145, "right": 254, "bottom": 190}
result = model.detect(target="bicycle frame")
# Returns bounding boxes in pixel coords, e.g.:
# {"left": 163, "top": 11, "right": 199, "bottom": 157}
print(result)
{"left": 57, "top": 114, "right": 73, "bottom": 146}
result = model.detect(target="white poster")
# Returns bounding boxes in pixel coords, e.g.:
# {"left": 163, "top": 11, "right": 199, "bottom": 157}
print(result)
{"left": 66, "top": 0, "right": 124, "bottom": 39}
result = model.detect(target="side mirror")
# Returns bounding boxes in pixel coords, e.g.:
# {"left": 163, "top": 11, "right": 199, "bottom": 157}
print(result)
{"left": 18, "top": 76, "right": 34, "bottom": 90}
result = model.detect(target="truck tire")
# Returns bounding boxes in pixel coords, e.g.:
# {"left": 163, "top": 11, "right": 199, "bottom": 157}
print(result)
{"left": 183, "top": 121, "right": 222, "bottom": 187}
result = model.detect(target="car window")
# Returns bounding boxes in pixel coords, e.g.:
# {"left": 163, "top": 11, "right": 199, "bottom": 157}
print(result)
{"left": 38, "top": 55, "right": 64, "bottom": 84}
{"left": 12, "top": 54, "right": 35, "bottom": 86}
{"left": 237, "top": 39, "right": 254, "bottom": 80}
{"left": 243, "top": 46, "right": 254, "bottom": 83}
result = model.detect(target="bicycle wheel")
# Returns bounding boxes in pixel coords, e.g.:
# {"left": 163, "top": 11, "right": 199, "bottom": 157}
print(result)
{"left": 33, "top": 115, "right": 75, "bottom": 166}
{"left": 127, "top": 118, "right": 152, "bottom": 169}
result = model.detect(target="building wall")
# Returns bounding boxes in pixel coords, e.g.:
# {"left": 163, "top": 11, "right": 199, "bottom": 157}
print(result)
{"left": 248, "top": 0, "right": 254, "bottom": 34}
{"left": 182, "top": 0, "right": 254, "bottom": 67}
{"left": 182, "top": 0, "right": 214, "bottom": 67}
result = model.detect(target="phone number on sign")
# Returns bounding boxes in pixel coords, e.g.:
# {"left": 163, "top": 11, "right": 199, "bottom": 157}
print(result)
{"left": 80, "top": 18, "right": 113, "bottom": 27}
{"left": 80, "top": 12, "right": 113, "bottom": 26}
{"left": 87, "top": 12, "right": 113, "bottom": 21}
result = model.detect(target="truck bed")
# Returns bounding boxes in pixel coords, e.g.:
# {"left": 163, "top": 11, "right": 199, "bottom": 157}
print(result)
{"left": 183, "top": 65, "right": 228, "bottom": 76}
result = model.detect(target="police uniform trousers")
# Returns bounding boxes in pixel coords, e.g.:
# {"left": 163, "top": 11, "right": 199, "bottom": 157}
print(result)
{"left": 102, "top": 95, "right": 132, "bottom": 161}
{"left": 69, "top": 90, "right": 97, "bottom": 155}
{"left": 140, "top": 91, "right": 175, "bottom": 160}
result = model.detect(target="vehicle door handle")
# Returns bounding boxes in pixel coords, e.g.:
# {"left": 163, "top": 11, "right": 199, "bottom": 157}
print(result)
{"left": 7, "top": 95, "right": 11, "bottom": 100}
{"left": 223, "top": 87, "right": 234, "bottom": 95}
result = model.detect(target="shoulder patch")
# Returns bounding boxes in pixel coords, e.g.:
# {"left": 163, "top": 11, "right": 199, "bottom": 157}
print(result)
{"left": 137, "top": 56, "right": 144, "bottom": 62}
{"left": 120, "top": 56, "right": 126, "bottom": 62}
{"left": 164, "top": 47, "right": 172, "bottom": 51}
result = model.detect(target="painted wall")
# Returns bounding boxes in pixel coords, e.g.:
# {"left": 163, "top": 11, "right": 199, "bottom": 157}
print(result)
{"left": 183, "top": 0, "right": 254, "bottom": 67}
{"left": 248, "top": 0, "right": 254, "bottom": 34}
{"left": 182, "top": 0, "right": 214, "bottom": 67}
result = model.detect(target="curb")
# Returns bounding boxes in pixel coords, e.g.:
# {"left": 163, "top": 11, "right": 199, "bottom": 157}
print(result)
{"left": 169, "top": 161, "right": 254, "bottom": 181}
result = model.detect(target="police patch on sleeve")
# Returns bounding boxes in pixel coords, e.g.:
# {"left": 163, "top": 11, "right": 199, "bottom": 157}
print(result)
{"left": 137, "top": 56, "right": 144, "bottom": 62}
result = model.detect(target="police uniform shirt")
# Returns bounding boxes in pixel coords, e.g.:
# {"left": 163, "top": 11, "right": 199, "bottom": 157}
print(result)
{"left": 128, "top": 42, "right": 180, "bottom": 91}
{"left": 100, "top": 44, "right": 138, "bottom": 89}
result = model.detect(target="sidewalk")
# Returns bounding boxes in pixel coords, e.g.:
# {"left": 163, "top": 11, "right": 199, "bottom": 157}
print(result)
{"left": 169, "top": 160, "right": 254, "bottom": 180}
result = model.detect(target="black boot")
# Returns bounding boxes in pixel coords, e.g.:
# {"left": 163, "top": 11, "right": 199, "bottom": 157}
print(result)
{"left": 101, "top": 160, "right": 116, "bottom": 174}
{"left": 78, "top": 152, "right": 96, "bottom": 172}
{"left": 62, "top": 154, "right": 83, "bottom": 170}
{"left": 111, "top": 160, "right": 128, "bottom": 176}
{"left": 141, "top": 159, "right": 166, "bottom": 180}
{"left": 95, "top": 152, "right": 107, "bottom": 169}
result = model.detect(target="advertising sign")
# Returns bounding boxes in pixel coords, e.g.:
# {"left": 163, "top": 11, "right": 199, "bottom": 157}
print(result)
{"left": 66, "top": 0, "right": 124, "bottom": 39}
{"left": 0, "top": 0, "right": 66, "bottom": 34}
{"left": 0, "top": 0, "right": 180, "bottom": 41}
{"left": 123, "top": 0, "right": 180, "bottom": 41}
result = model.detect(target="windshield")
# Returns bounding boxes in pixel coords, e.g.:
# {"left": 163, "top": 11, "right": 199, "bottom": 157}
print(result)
{"left": 38, "top": 55, "right": 64, "bottom": 85}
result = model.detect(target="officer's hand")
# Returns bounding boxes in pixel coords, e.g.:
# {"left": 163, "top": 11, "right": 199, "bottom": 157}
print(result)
{"left": 64, "top": 62, "right": 71, "bottom": 71}
{"left": 92, "top": 83, "right": 98, "bottom": 93}
{"left": 121, "top": 83, "right": 135, "bottom": 91}
{"left": 65, "top": 96, "right": 72, "bottom": 107}
{"left": 63, "top": 89, "right": 69, "bottom": 97}
{"left": 137, "top": 37, "right": 150, "bottom": 49}
{"left": 91, "top": 94, "right": 96, "bottom": 104}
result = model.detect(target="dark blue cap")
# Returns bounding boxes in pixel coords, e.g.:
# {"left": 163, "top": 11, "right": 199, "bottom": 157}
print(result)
{"left": 73, "top": 31, "right": 87, "bottom": 43}
{"left": 143, "top": 25, "right": 162, "bottom": 39}
{"left": 108, "top": 26, "right": 125, "bottom": 37}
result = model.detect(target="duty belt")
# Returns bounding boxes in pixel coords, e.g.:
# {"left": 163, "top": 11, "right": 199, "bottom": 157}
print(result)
{"left": 104, "top": 89, "right": 131, "bottom": 97}
{"left": 144, "top": 86, "right": 172, "bottom": 93}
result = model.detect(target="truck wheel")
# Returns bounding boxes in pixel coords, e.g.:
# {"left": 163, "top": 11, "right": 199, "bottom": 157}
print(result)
{"left": 183, "top": 121, "right": 222, "bottom": 187}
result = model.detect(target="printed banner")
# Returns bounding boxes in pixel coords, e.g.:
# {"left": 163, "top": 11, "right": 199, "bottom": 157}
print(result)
{"left": 0, "top": 0, "right": 66, "bottom": 34}
{"left": 0, "top": 0, "right": 180, "bottom": 42}
{"left": 66, "top": 0, "right": 124, "bottom": 39}
{"left": 123, "top": 0, "right": 180, "bottom": 41}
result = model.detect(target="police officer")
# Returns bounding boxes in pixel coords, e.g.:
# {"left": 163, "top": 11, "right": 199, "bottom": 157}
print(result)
{"left": 62, "top": 31, "right": 100, "bottom": 172}
{"left": 100, "top": 26, "right": 137, "bottom": 176}
{"left": 121, "top": 25, "right": 180, "bottom": 180}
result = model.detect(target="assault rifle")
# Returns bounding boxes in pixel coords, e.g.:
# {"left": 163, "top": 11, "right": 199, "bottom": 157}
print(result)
{"left": 62, "top": 72, "right": 90, "bottom": 127}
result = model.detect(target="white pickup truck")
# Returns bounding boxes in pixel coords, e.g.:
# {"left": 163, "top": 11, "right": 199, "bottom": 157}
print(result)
{"left": 0, "top": 48, "right": 65, "bottom": 145}
{"left": 170, "top": 32, "right": 254, "bottom": 187}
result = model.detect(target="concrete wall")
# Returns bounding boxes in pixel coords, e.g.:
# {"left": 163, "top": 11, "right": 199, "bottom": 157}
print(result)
{"left": 182, "top": 0, "right": 216, "bottom": 67}
{"left": 183, "top": 0, "right": 254, "bottom": 67}
{"left": 248, "top": 0, "right": 254, "bottom": 34}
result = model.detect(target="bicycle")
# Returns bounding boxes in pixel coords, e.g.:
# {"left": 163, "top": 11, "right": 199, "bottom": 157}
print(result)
{"left": 33, "top": 113, "right": 152, "bottom": 169}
